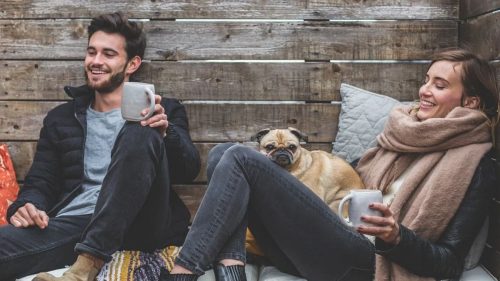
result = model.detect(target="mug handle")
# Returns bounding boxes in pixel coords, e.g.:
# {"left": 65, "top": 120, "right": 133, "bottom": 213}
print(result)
{"left": 338, "top": 193, "right": 353, "bottom": 224}
{"left": 141, "top": 88, "right": 156, "bottom": 120}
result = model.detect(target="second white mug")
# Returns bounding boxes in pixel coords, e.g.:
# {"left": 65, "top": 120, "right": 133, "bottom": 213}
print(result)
{"left": 338, "top": 189, "right": 383, "bottom": 227}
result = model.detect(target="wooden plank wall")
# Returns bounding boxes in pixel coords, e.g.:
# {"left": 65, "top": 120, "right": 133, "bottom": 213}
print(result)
{"left": 14, "top": 1, "right": 500, "bottom": 276}
{"left": 460, "top": 0, "right": 500, "bottom": 277}
{"left": 0, "top": 0, "right": 458, "bottom": 196}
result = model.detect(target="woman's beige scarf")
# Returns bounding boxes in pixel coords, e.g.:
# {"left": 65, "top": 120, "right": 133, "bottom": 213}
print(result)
{"left": 356, "top": 106, "right": 492, "bottom": 281}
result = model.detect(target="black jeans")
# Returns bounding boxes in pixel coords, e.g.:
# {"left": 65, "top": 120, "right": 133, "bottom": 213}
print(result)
{"left": 175, "top": 143, "right": 375, "bottom": 281}
{"left": 0, "top": 123, "right": 179, "bottom": 280}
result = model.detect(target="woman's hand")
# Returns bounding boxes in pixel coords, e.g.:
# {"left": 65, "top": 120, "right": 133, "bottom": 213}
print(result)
{"left": 141, "top": 95, "right": 168, "bottom": 137}
{"left": 357, "top": 202, "right": 401, "bottom": 245}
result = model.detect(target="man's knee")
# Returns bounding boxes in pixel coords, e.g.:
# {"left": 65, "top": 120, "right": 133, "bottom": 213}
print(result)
{"left": 114, "top": 122, "right": 163, "bottom": 155}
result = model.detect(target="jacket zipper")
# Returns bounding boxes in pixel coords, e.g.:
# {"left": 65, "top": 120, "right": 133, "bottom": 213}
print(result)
{"left": 47, "top": 101, "right": 87, "bottom": 216}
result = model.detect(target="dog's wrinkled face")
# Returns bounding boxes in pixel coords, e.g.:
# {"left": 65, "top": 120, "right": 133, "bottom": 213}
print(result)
{"left": 251, "top": 128, "right": 308, "bottom": 168}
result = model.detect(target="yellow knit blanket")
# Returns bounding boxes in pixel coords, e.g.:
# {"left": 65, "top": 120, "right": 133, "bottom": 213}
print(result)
{"left": 96, "top": 246, "right": 180, "bottom": 281}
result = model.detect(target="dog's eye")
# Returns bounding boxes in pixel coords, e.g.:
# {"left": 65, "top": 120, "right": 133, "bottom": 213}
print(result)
{"left": 265, "top": 144, "right": 275, "bottom": 150}
{"left": 289, "top": 144, "right": 297, "bottom": 150}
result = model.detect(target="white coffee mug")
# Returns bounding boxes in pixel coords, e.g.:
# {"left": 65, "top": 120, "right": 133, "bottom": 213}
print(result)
{"left": 121, "top": 82, "right": 156, "bottom": 121}
{"left": 338, "top": 189, "right": 383, "bottom": 227}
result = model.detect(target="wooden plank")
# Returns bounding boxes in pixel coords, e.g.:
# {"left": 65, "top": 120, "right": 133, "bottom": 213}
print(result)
{"left": 0, "top": 60, "right": 425, "bottom": 101}
{"left": 186, "top": 103, "right": 339, "bottom": 142}
{"left": 0, "top": 20, "right": 457, "bottom": 60}
{"left": 0, "top": 101, "right": 340, "bottom": 142}
{"left": 0, "top": 0, "right": 458, "bottom": 20}
{"left": 339, "top": 63, "right": 424, "bottom": 101}
{"left": 460, "top": 0, "right": 500, "bottom": 19}
{"left": 173, "top": 184, "right": 206, "bottom": 220}
{"left": 0, "top": 101, "right": 58, "bottom": 140}
{"left": 460, "top": 12, "right": 500, "bottom": 60}
{"left": 0, "top": 61, "right": 340, "bottom": 101}
{"left": 4, "top": 141, "right": 37, "bottom": 182}
{"left": 482, "top": 244, "right": 500, "bottom": 279}
{"left": 6, "top": 141, "right": 332, "bottom": 182}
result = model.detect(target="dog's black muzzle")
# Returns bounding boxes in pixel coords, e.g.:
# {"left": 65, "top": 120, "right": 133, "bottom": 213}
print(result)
{"left": 270, "top": 149, "right": 293, "bottom": 167}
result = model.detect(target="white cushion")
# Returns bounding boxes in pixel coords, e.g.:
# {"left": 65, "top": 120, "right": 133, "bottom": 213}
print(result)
{"left": 198, "top": 264, "right": 259, "bottom": 281}
{"left": 463, "top": 217, "right": 489, "bottom": 270}
{"left": 459, "top": 265, "right": 497, "bottom": 281}
{"left": 17, "top": 267, "right": 68, "bottom": 280}
{"left": 258, "top": 266, "right": 306, "bottom": 281}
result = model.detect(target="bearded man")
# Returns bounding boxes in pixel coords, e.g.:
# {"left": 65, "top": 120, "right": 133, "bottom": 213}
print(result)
{"left": 0, "top": 12, "right": 200, "bottom": 281}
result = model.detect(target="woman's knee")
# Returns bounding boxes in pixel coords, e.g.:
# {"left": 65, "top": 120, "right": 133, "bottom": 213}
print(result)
{"left": 207, "top": 143, "right": 238, "bottom": 180}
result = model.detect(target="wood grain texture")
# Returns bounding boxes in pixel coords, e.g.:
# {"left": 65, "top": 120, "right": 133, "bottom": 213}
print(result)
{"left": 185, "top": 103, "right": 339, "bottom": 142}
{"left": 0, "top": 20, "right": 457, "bottom": 60}
{"left": 460, "top": 0, "right": 500, "bottom": 19}
{"left": 172, "top": 184, "right": 206, "bottom": 219}
{"left": 0, "top": 101, "right": 340, "bottom": 142}
{"left": 0, "top": 0, "right": 458, "bottom": 20}
{"left": 4, "top": 141, "right": 37, "bottom": 182}
{"left": 460, "top": 11, "right": 500, "bottom": 60}
{"left": 0, "top": 60, "right": 425, "bottom": 101}
{"left": 5, "top": 141, "right": 332, "bottom": 182}
{"left": 0, "top": 101, "right": 58, "bottom": 140}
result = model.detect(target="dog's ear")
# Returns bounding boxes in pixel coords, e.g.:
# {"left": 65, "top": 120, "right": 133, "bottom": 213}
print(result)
{"left": 251, "top": 128, "right": 271, "bottom": 143}
{"left": 288, "top": 127, "right": 308, "bottom": 142}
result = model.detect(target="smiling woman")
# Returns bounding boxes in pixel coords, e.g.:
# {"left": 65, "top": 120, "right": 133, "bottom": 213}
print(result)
{"left": 415, "top": 49, "right": 499, "bottom": 123}
{"left": 162, "top": 48, "right": 499, "bottom": 281}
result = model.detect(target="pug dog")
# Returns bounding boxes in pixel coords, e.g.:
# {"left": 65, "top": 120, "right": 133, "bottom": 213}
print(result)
{"left": 251, "top": 127, "right": 365, "bottom": 213}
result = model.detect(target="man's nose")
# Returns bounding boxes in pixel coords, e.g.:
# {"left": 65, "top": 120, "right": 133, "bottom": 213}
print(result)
{"left": 90, "top": 53, "right": 104, "bottom": 65}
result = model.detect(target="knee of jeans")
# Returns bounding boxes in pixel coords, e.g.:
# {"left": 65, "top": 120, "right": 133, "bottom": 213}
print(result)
{"left": 116, "top": 122, "right": 163, "bottom": 152}
{"left": 223, "top": 144, "right": 266, "bottom": 166}
{"left": 207, "top": 143, "right": 237, "bottom": 175}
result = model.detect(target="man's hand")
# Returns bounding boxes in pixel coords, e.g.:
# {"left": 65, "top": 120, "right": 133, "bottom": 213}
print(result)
{"left": 141, "top": 94, "right": 168, "bottom": 137}
{"left": 10, "top": 203, "right": 49, "bottom": 229}
{"left": 356, "top": 202, "right": 401, "bottom": 245}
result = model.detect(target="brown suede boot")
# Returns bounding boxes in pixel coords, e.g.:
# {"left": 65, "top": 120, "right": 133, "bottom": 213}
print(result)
{"left": 33, "top": 253, "right": 105, "bottom": 281}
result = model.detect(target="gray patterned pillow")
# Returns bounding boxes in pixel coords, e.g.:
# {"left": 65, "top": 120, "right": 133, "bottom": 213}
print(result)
{"left": 332, "top": 83, "right": 401, "bottom": 163}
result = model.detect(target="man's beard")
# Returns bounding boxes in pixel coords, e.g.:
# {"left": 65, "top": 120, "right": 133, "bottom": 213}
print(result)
{"left": 85, "top": 66, "right": 126, "bottom": 94}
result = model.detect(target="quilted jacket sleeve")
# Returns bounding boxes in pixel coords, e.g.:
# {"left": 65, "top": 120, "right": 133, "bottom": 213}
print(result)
{"left": 7, "top": 114, "right": 62, "bottom": 221}
{"left": 162, "top": 98, "right": 201, "bottom": 183}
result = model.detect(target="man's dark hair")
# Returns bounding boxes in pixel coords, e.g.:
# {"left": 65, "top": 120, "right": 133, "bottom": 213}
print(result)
{"left": 88, "top": 12, "right": 146, "bottom": 60}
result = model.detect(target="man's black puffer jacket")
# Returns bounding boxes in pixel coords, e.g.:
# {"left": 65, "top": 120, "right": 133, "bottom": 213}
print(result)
{"left": 375, "top": 152, "right": 497, "bottom": 280}
{"left": 7, "top": 85, "right": 201, "bottom": 223}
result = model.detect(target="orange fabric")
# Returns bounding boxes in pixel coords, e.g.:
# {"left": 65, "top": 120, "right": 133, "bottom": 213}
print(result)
{"left": 0, "top": 144, "right": 19, "bottom": 225}
{"left": 246, "top": 229, "right": 264, "bottom": 256}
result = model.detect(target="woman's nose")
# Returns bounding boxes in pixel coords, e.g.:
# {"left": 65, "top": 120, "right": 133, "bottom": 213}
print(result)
{"left": 419, "top": 83, "right": 431, "bottom": 97}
